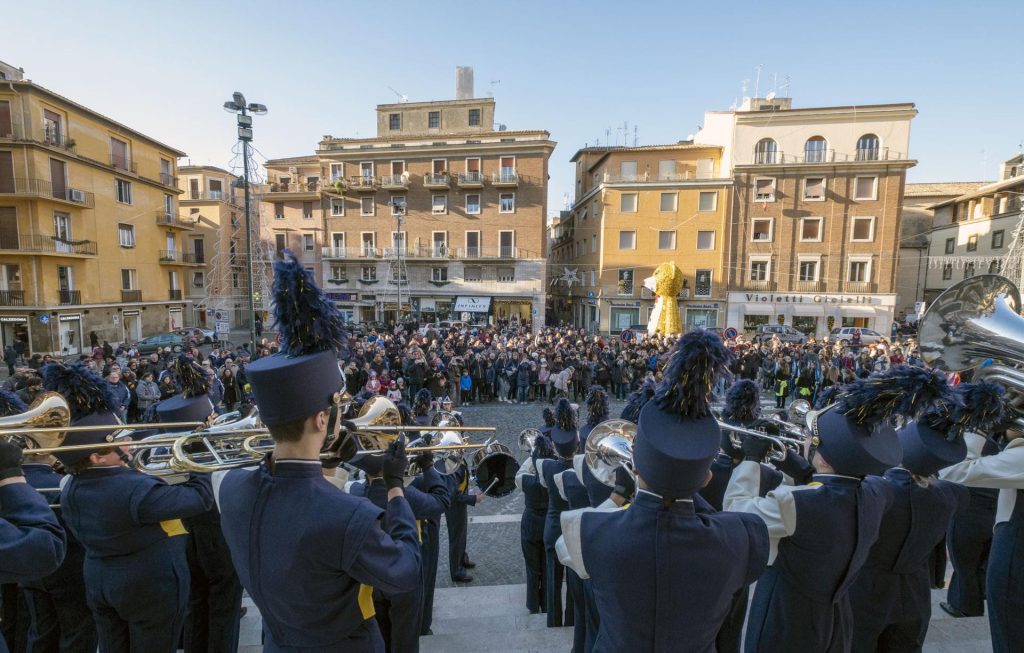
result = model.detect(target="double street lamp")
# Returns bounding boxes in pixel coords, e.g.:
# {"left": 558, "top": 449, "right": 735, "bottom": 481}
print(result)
{"left": 223, "top": 92, "right": 267, "bottom": 354}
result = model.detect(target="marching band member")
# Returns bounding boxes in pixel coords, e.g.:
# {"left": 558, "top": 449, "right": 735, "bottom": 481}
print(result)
{"left": 46, "top": 363, "right": 214, "bottom": 653}
{"left": 0, "top": 438, "right": 66, "bottom": 653}
{"left": 849, "top": 371, "right": 980, "bottom": 652}
{"left": 939, "top": 380, "right": 1024, "bottom": 653}
{"left": 699, "top": 379, "right": 782, "bottom": 653}
{"left": 618, "top": 377, "right": 655, "bottom": 424}
{"left": 537, "top": 398, "right": 578, "bottom": 628}
{"left": 154, "top": 356, "right": 242, "bottom": 653}
{"left": 441, "top": 448, "right": 483, "bottom": 583}
{"left": 553, "top": 444, "right": 590, "bottom": 653}
{"left": 217, "top": 252, "right": 421, "bottom": 652}
{"left": 539, "top": 407, "right": 555, "bottom": 437}
{"left": 412, "top": 389, "right": 433, "bottom": 427}
{"left": 557, "top": 329, "right": 769, "bottom": 652}
{"left": 514, "top": 423, "right": 555, "bottom": 614}
{"left": 578, "top": 387, "right": 612, "bottom": 509}
{"left": 7, "top": 388, "right": 96, "bottom": 653}
{"left": 725, "top": 366, "right": 905, "bottom": 653}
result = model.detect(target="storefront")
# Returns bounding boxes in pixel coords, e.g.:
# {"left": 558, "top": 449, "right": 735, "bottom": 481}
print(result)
{"left": 454, "top": 296, "right": 491, "bottom": 324}
{"left": 411, "top": 297, "right": 455, "bottom": 323}
{"left": 607, "top": 300, "right": 641, "bottom": 334}
{"left": 726, "top": 291, "right": 896, "bottom": 339}
{"left": 168, "top": 308, "right": 184, "bottom": 331}
{"left": 326, "top": 292, "right": 360, "bottom": 324}
{"left": 492, "top": 297, "right": 532, "bottom": 324}
{"left": 684, "top": 302, "right": 722, "bottom": 330}
{"left": 57, "top": 314, "right": 82, "bottom": 355}
{"left": 0, "top": 316, "right": 29, "bottom": 355}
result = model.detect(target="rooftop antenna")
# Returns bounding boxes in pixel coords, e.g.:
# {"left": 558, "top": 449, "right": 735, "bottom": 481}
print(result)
{"left": 633, "top": 125, "right": 638, "bottom": 147}
{"left": 780, "top": 76, "right": 791, "bottom": 98}
{"left": 387, "top": 86, "right": 409, "bottom": 103}
{"left": 754, "top": 64, "right": 764, "bottom": 98}
{"left": 772, "top": 72, "right": 778, "bottom": 96}
{"left": 488, "top": 80, "right": 500, "bottom": 97}
{"left": 605, "top": 127, "right": 612, "bottom": 148}
{"left": 562, "top": 193, "right": 570, "bottom": 210}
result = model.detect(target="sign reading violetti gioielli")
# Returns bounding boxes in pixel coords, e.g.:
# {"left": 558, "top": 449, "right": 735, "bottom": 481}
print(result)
{"left": 744, "top": 293, "right": 877, "bottom": 305}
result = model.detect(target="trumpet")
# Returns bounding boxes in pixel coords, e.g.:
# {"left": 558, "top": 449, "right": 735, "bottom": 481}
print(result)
{"left": 757, "top": 414, "right": 809, "bottom": 441}
{"left": 721, "top": 420, "right": 805, "bottom": 462}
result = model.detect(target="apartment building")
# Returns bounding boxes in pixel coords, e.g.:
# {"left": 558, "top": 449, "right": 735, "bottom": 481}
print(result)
{"left": 550, "top": 144, "right": 731, "bottom": 333}
{"left": 695, "top": 96, "right": 917, "bottom": 338}
{"left": 0, "top": 62, "right": 188, "bottom": 354}
{"left": 263, "top": 78, "right": 554, "bottom": 329}
{"left": 922, "top": 154, "right": 1023, "bottom": 303}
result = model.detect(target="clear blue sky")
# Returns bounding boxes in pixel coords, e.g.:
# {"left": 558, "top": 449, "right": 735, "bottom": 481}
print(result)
{"left": 5, "top": 0, "right": 1022, "bottom": 215}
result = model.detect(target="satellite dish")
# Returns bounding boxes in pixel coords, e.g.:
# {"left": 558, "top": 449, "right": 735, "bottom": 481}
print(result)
{"left": 765, "top": 91, "right": 777, "bottom": 101}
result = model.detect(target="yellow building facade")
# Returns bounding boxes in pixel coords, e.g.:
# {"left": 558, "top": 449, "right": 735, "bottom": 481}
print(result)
{"left": 0, "top": 68, "right": 188, "bottom": 354}
{"left": 550, "top": 144, "right": 730, "bottom": 333}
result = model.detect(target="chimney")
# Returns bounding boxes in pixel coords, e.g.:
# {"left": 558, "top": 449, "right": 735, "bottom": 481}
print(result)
{"left": 456, "top": 66, "right": 474, "bottom": 100}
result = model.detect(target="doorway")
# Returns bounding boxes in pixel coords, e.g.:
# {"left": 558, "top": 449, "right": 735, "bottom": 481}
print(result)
{"left": 122, "top": 311, "right": 141, "bottom": 342}
{"left": 57, "top": 316, "right": 81, "bottom": 355}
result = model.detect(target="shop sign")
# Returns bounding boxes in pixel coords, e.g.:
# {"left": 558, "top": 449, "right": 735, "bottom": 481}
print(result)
{"left": 454, "top": 297, "right": 491, "bottom": 313}
{"left": 327, "top": 292, "right": 358, "bottom": 302}
{"left": 608, "top": 300, "right": 640, "bottom": 307}
{"left": 744, "top": 293, "right": 875, "bottom": 305}
{"left": 586, "top": 300, "right": 597, "bottom": 306}
{"left": 58, "top": 315, "right": 79, "bottom": 322}
{"left": 687, "top": 303, "right": 720, "bottom": 309}
{"left": 0, "top": 316, "right": 27, "bottom": 323}
{"left": 123, "top": 310, "right": 140, "bottom": 317}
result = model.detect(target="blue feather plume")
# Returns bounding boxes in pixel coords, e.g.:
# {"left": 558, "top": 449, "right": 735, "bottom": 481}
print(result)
{"left": 554, "top": 398, "right": 576, "bottom": 431}
{"left": 723, "top": 379, "right": 760, "bottom": 423}
{"left": 533, "top": 434, "right": 556, "bottom": 460}
{"left": 174, "top": 355, "right": 209, "bottom": 398}
{"left": 414, "top": 388, "right": 433, "bottom": 416}
{"left": 653, "top": 328, "right": 734, "bottom": 419}
{"left": 837, "top": 365, "right": 958, "bottom": 426}
{"left": 396, "top": 402, "right": 413, "bottom": 426}
{"left": 814, "top": 384, "right": 841, "bottom": 410}
{"left": 272, "top": 250, "right": 348, "bottom": 358}
{"left": 585, "top": 385, "right": 609, "bottom": 426}
{"left": 620, "top": 377, "right": 656, "bottom": 422}
{"left": 0, "top": 389, "right": 27, "bottom": 417}
{"left": 41, "top": 363, "right": 117, "bottom": 420}
{"left": 954, "top": 381, "right": 1010, "bottom": 434}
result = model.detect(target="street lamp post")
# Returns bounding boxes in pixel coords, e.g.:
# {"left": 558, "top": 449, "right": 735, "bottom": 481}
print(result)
{"left": 223, "top": 92, "right": 267, "bottom": 354}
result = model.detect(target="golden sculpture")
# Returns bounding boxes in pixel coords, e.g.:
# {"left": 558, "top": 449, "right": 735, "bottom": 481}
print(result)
{"left": 644, "top": 261, "right": 683, "bottom": 336}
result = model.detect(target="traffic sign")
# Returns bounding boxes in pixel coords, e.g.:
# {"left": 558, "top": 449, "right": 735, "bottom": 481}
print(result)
{"left": 215, "top": 320, "right": 230, "bottom": 336}
{"left": 724, "top": 327, "right": 738, "bottom": 340}
{"left": 39, "top": 314, "right": 49, "bottom": 325}
{"left": 620, "top": 328, "right": 634, "bottom": 343}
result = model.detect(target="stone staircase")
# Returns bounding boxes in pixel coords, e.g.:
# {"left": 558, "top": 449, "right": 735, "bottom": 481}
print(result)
{"left": 419, "top": 584, "right": 571, "bottom": 653}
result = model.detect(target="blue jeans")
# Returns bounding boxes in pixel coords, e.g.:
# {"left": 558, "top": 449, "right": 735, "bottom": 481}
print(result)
{"left": 517, "top": 385, "right": 528, "bottom": 403}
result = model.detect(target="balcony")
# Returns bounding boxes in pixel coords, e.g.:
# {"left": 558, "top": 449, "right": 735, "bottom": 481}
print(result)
{"left": 491, "top": 170, "right": 519, "bottom": 187}
{"left": 456, "top": 172, "right": 485, "bottom": 188}
{"left": 0, "top": 177, "right": 95, "bottom": 208}
{"left": 0, "top": 290, "right": 25, "bottom": 306}
{"left": 0, "top": 234, "right": 97, "bottom": 256}
{"left": 380, "top": 174, "right": 410, "bottom": 190}
{"left": 423, "top": 173, "right": 450, "bottom": 189}
{"left": 324, "top": 178, "right": 347, "bottom": 194}
{"left": 121, "top": 290, "right": 142, "bottom": 302}
{"left": 845, "top": 281, "right": 877, "bottom": 293}
{"left": 348, "top": 175, "right": 378, "bottom": 192}
{"left": 160, "top": 172, "right": 176, "bottom": 186}
{"left": 58, "top": 289, "right": 81, "bottom": 305}
{"left": 738, "top": 149, "right": 909, "bottom": 166}
{"left": 156, "top": 211, "right": 197, "bottom": 230}
{"left": 796, "top": 280, "right": 825, "bottom": 293}
{"left": 168, "top": 289, "right": 183, "bottom": 301}
{"left": 184, "top": 190, "right": 239, "bottom": 203}
{"left": 743, "top": 279, "right": 776, "bottom": 292}
{"left": 322, "top": 247, "right": 349, "bottom": 259}
{"left": 110, "top": 155, "right": 138, "bottom": 174}
{"left": 267, "top": 181, "right": 321, "bottom": 198}
{"left": 454, "top": 246, "right": 535, "bottom": 259}
{"left": 181, "top": 252, "right": 204, "bottom": 265}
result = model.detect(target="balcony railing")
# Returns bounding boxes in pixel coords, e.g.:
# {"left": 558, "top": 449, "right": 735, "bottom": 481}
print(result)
{"left": 269, "top": 181, "right": 321, "bottom": 193}
{"left": 0, "top": 234, "right": 97, "bottom": 256}
{"left": 160, "top": 172, "right": 176, "bottom": 186}
{"left": 0, "top": 177, "right": 95, "bottom": 208}
{"left": 423, "top": 173, "right": 450, "bottom": 188}
{"left": 185, "top": 190, "right": 239, "bottom": 203}
{"left": 322, "top": 246, "right": 348, "bottom": 259}
{"left": 796, "top": 280, "right": 825, "bottom": 293}
{"left": 743, "top": 279, "right": 776, "bottom": 292}
{"left": 58, "top": 289, "right": 81, "bottom": 305}
{"left": 121, "top": 290, "right": 142, "bottom": 302}
{"left": 110, "top": 155, "right": 138, "bottom": 173}
{"left": 348, "top": 175, "right": 378, "bottom": 191}
{"left": 380, "top": 174, "right": 410, "bottom": 189}
{"left": 159, "top": 250, "right": 181, "bottom": 262}
{"left": 845, "top": 281, "right": 877, "bottom": 293}
{"left": 740, "top": 149, "right": 908, "bottom": 165}
{"left": 181, "top": 252, "right": 203, "bottom": 264}
{"left": 456, "top": 171, "right": 485, "bottom": 187}
{"left": 0, "top": 290, "right": 25, "bottom": 306}
{"left": 156, "top": 212, "right": 197, "bottom": 230}
{"left": 168, "top": 289, "right": 182, "bottom": 300}
{"left": 492, "top": 170, "right": 519, "bottom": 186}
{"left": 455, "top": 246, "right": 534, "bottom": 259}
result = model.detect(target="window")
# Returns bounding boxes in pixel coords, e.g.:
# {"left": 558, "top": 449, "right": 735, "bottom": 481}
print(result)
{"left": 617, "top": 269, "right": 634, "bottom": 295}
{"left": 848, "top": 260, "right": 870, "bottom": 282}
{"left": 496, "top": 266, "right": 515, "bottom": 282}
{"left": 993, "top": 230, "right": 1005, "bottom": 249}
{"left": 120, "top": 269, "right": 137, "bottom": 290}
{"left": 359, "top": 162, "right": 374, "bottom": 181}
{"left": 388, "top": 113, "right": 401, "bottom": 130}
{"left": 330, "top": 265, "right": 347, "bottom": 281}
{"left": 754, "top": 138, "right": 778, "bottom": 164}
{"left": 118, "top": 224, "right": 135, "bottom": 248}
{"left": 464, "top": 266, "right": 482, "bottom": 282}
{"left": 465, "top": 157, "right": 480, "bottom": 173}
{"left": 660, "top": 192, "right": 678, "bottom": 212}
{"left": 499, "top": 230, "right": 515, "bottom": 257}
{"left": 658, "top": 231, "right": 676, "bottom": 250}
{"left": 465, "top": 231, "right": 480, "bottom": 257}
{"left": 856, "top": 134, "right": 880, "bottom": 161}
{"left": 696, "top": 158, "right": 714, "bottom": 179}
{"left": 274, "top": 234, "right": 286, "bottom": 257}
{"left": 698, "top": 191, "right": 717, "bottom": 212}
{"left": 360, "top": 197, "right": 375, "bottom": 216}
{"left": 428, "top": 111, "right": 441, "bottom": 129}
{"left": 944, "top": 237, "right": 955, "bottom": 254}
{"left": 620, "top": 161, "right": 638, "bottom": 180}
{"left": 232, "top": 272, "right": 240, "bottom": 288}
{"left": 499, "top": 193, "right": 515, "bottom": 213}
{"left": 361, "top": 266, "right": 377, "bottom": 281}
{"left": 431, "top": 231, "right": 448, "bottom": 257}
{"left": 115, "top": 179, "right": 132, "bottom": 204}
{"left": 302, "top": 234, "right": 315, "bottom": 252}
{"left": 658, "top": 160, "right": 676, "bottom": 180}
{"left": 851, "top": 217, "right": 875, "bottom": 241}
{"left": 390, "top": 196, "right": 407, "bottom": 216}
{"left": 432, "top": 195, "right": 447, "bottom": 214}
{"left": 431, "top": 267, "right": 448, "bottom": 282}
{"left": 303, "top": 201, "right": 313, "bottom": 219}
{"left": 751, "top": 218, "right": 773, "bottom": 242}
{"left": 208, "top": 179, "right": 223, "bottom": 199}
{"left": 805, "top": 137, "right": 828, "bottom": 163}
{"left": 591, "top": 235, "right": 597, "bottom": 252}
{"left": 468, "top": 108, "right": 481, "bottom": 126}
{"left": 329, "top": 163, "right": 343, "bottom": 182}
{"left": 966, "top": 234, "right": 978, "bottom": 252}
{"left": 942, "top": 264, "right": 953, "bottom": 280}
{"left": 192, "top": 271, "right": 204, "bottom": 288}
{"left": 110, "top": 137, "right": 129, "bottom": 170}
{"left": 803, "top": 177, "right": 825, "bottom": 201}
{"left": 990, "top": 260, "right": 1002, "bottom": 274}
{"left": 331, "top": 198, "right": 344, "bottom": 216}
{"left": 274, "top": 202, "right": 284, "bottom": 220}
{"left": 43, "top": 109, "right": 62, "bottom": 145}
{"left": 466, "top": 194, "right": 481, "bottom": 214}
{"left": 696, "top": 231, "right": 716, "bottom": 250}
{"left": 854, "top": 176, "right": 877, "bottom": 201}
{"left": 620, "top": 193, "right": 638, "bottom": 212}
{"left": 754, "top": 178, "right": 775, "bottom": 201}
{"left": 749, "top": 258, "right": 770, "bottom": 281}
{"left": 619, "top": 231, "right": 636, "bottom": 250}
{"left": 800, "top": 217, "right": 822, "bottom": 242}
{"left": 360, "top": 232, "right": 376, "bottom": 256}
{"left": 695, "top": 270, "right": 712, "bottom": 298}
{"left": 964, "top": 263, "right": 976, "bottom": 279}
{"left": 798, "top": 259, "right": 819, "bottom": 282}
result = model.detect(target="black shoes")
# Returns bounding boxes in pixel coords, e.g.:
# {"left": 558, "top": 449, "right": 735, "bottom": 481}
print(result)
{"left": 463, "top": 559, "right": 477, "bottom": 569}
{"left": 453, "top": 573, "right": 474, "bottom": 583}
{"left": 939, "top": 602, "right": 968, "bottom": 618}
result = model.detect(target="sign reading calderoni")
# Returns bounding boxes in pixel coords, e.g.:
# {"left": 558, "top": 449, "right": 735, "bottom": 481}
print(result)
{"left": 743, "top": 293, "right": 877, "bottom": 305}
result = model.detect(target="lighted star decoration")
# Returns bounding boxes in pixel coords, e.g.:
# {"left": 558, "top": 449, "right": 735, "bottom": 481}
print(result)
{"left": 554, "top": 267, "right": 580, "bottom": 288}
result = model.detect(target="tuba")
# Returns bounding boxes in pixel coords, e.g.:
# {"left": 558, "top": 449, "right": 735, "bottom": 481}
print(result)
{"left": 342, "top": 396, "right": 403, "bottom": 451}
{"left": 0, "top": 392, "right": 71, "bottom": 452}
{"left": 584, "top": 419, "right": 637, "bottom": 487}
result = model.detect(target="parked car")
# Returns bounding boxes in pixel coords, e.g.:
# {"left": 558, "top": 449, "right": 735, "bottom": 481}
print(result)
{"left": 755, "top": 324, "right": 808, "bottom": 344}
{"left": 829, "top": 327, "right": 887, "bottom": 345}
{"left": 136, "top": 333, "right": 188, "bottom": 355}
{"left": 176, "top": 327, "right": 215, "bottom": 345}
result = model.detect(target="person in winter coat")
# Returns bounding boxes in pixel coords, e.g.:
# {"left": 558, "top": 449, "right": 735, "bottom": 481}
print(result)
{"left": 460, "top": 370, "right": 473, "bottom": 406}
{"left": 222, "top": 367, "right": 242, "bottom": 412}
{"left": 135, "top": 371, "right": 161, "bottom": 420}
{"left": 516, "top": 361, "right": 532, "bottom": 404}
{"left": 106, "top": 370, "right": 130, "bottom": 423}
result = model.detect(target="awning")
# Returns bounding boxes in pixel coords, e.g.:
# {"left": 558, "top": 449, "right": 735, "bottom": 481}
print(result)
{"left": 792, "top": 304, "right": 825, "bottom": 317}
{"left": 742, "top": 303, "right": 774, "bottom": 316}
{"left": 840, "top": 306, "right": 877, "bottom": 317}
{"left": 454, "top": 296, "right": 491, "bottom": 313}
